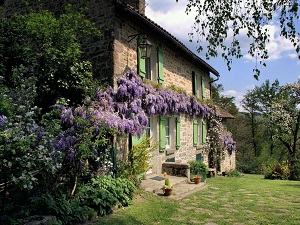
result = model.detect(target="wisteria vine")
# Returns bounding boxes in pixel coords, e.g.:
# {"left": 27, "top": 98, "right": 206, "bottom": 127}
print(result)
{"left": 221, "top": 132, "right": 236, "bottom": 154}
{"left": 54, "top": 70, "right": 235, "bottom": 177}
{"left": 60, "top": 70, "right": 211, "bottom": 137}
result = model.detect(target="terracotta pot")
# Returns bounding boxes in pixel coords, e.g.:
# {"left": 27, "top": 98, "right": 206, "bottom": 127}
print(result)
{"left": 164, "top": 188, "right": 173, "bottom": 196}
{"left": 193, "top": 177, "right": 201, "bottom": 184}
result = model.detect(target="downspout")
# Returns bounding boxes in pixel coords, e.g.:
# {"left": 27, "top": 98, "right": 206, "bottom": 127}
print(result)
{"left": 209, "top": 74, "right": 220, "bottom": 99}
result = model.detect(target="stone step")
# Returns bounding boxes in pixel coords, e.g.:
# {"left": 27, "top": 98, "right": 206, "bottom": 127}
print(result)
{"left": 141, "top": 174, "right": 207, "bottom": 201}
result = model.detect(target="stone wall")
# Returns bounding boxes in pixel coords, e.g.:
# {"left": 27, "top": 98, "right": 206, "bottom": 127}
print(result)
{"left": 123, "top": 0, "right": 145, "bottom": 14}
{"left": 112, "top": 15, "right": 213, "bottom": 173}
{"left": 221, "top": 149, "right": 236, "bottom": 173}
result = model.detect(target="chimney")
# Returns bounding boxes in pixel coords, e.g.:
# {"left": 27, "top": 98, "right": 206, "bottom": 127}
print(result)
{"left": 123, "top": 0, "right": 145, "bottom": 14}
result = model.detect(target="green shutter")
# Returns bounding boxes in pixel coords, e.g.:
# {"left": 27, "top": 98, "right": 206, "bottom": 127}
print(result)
{"left": 202, "top": 120, "right": 207, "bottom": 144}
{"left": 192, "top": 71, "right": 198, "bottom": 96}
{"left": 132, "top": 130, "right": 146, "bottom": 147}
{"left": 159, "top": 116, "right": 166, "bottom": 151}
{"left": 157, "top": 46, "right": 164, "bottom": 84}
{"left": 138, "top": 37, "right": 146, "bottom": 78}
{"left": 193, "top": 119, "right": 198, "bottom": 147}
{"left": 201, "top": 76, "right": 205, "bottom": 99}
{"left": 176, "top": 117, "right": 180, "bottom": 150}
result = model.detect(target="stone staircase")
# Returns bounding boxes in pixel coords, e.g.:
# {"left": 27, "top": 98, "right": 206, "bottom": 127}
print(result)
{"left": 141, "top": 174, "right": 207, "bottom": 201}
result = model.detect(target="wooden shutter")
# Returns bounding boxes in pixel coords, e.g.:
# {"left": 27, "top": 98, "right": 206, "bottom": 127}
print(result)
{"left": 176, "top": 117, "right": 180, "bottom": 150}
{"left": 132, "top": 130, "right": 146, "bottom": 147}
{"left": 159, "top": 116, "right": 166, "bottom": 151}
{"left": 157, "top": 46, "right": 164, "bottom": 84}
{"left": 201, "top": 76, "right": 205, "bottom": 99}
{"left": 193, "top": 119, "right": 198, "bottom": 147}
{"left": 202, "top": 120, "right": 207, "bottom": 144}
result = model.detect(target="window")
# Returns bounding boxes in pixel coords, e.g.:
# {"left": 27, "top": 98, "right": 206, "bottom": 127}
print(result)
{"left": 198, "top": 120, "right": 202, "bottom": 145}
{"left": 192, "top": 71, "right": 206, "bottom": 99}
{"left": 192, "top": 71, "right": 201, "bottom": 98}
{"left": 165, "top": 117, "right": 170, "bottom": 148}
{"left": 157, "top": 46, "right": 164, "bottom": 84}
{"left": 146, "top": 117, "right": 151, "bottom": 138}
{"left": 159, "top": 116, "right": 180, "bottom": 151}
{"left": 201, "top": 76, "right": 206, "bottom": 99}
{"left": 193, "top": 117, "right": 207, "bottom": 146}
{"left": 145, "top": 57, "right": 151, "bottom": 80}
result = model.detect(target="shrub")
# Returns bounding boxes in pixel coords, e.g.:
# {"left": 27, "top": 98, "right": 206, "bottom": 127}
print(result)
{"left": 263, "top": 159, "right": 290, "bottom": 180}
{"left": 30, "top": 193, "right": 92, "bottom": 225}
{"left": 117, "top": 137, "right": 157, "bottom": 186}
{"left": 189, "top": 160, "right": 208, "bottom": 177}
{"left": 78, "top": 176, "right": 136, "bottom": 216}
{"left": 226, "top": 169, "right": 241, "bottom": 177}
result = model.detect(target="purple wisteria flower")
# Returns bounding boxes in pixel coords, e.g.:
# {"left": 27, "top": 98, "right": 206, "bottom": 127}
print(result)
{"left": 221, "top": 132, "right": 236, "bottom": 154}
{"left": 0, "top": 115, "right": 7, "bottom": 128}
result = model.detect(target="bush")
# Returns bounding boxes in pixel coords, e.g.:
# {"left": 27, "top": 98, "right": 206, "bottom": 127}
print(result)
{"left": 226, "top": 169, "right": 241, "bottom": 177}
{"left": 30, "top": 193, "right": 92, "bottom": 225}
{"left": 189, "top": 160, "right": 208, "bottom": 177}
{"left": 117, "top": 137, "right": 157, "bottom": 185}
{"left": 263, "top": 159, "right": 290, "bottom": 180}
{"left": 78, "top": 176, "right": 136, "bottom": 216}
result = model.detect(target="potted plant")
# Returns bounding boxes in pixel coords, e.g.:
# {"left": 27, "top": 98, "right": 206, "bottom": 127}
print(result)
{"left": 189, "top": 160, "right": 209, "bottom": 183}
{"left": 162, "top": 178, "right": 173, "bottom": 196}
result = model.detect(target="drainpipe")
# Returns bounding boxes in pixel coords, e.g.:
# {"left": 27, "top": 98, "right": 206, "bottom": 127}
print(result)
{"left": 209, "top": 74, "right": 220, "bottom": 99}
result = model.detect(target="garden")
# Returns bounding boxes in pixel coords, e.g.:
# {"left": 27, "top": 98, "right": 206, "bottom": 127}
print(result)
{"left": 99, "top": 174, "right": 300, "bottom": 225}
{"left": 0, "top": 8, "right": 236, "bottom": 224}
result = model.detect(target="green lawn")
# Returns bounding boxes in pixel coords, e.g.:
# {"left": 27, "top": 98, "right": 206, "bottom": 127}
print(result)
{"left": 90, "top": 174, "right": 300, "bottom": 225}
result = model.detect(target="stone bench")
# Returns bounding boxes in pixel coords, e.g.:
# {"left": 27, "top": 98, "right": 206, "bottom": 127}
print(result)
{"left": 162, "top": 162, "right": 190, "bottom": 180}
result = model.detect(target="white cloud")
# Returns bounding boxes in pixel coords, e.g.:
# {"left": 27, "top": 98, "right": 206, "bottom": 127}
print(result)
{"left": 289, "top": 53, "right": 298, "bottom": 59}
{"left": 146, "top": 1, "right": 196, "bottom": 42}
{"left": 221, "top": 90, "right": 245, "bottom": 112}
{"left": 242, "top": 25, "right": 295, "bottom": 61}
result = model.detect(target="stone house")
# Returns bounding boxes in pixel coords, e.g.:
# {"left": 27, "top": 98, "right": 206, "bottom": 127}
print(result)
{"left": 2, "top": 0, "right": 236, "bottom": 176}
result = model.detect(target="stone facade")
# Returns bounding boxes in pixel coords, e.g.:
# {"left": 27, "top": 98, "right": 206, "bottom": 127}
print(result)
{"left": 2, "top": 0, "right": 235, "bottom": 175}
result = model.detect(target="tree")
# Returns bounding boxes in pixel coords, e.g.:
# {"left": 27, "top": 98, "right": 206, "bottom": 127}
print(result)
{"left": 270, "top": 80, "right": 300, "bottom": 180}
{"left": 0, "top": 7, "right": 101, "bottom": 113}
{"left": 211, "top": 82, "right": 238, "bottom": 116}
{"left": 253, "top": 80, "right": 281, "bottom": 156}
{"left": 181, "top": 0, "right": 300, "bottom": 78}
{"left": 241, "top": 89, "right": 260, "bottom": 157}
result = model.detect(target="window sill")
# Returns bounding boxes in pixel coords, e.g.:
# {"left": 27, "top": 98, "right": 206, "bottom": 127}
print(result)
{"left": 166, "top": 148, "right": 175, "bottom": 155}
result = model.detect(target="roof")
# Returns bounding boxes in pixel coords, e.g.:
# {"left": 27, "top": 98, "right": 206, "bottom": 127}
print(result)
{"left": 117, "top": 2, "right": 220, "bottom": 77}
{"left": 218, "top": 107, "right": 235, "bottom": 119}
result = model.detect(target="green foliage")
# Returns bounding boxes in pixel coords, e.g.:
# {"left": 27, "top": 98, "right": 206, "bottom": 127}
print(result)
{"left": 183, "top": 0, "right": 300, "bottom": 78}
{"left": 189, "top": 160, "right": 208, "bottom": 177}
{"left": 167, "top": 84, "right": 187, "bottom": 95}
{"left": 211, "top": 82, "right": 238, "bottom": 116}
{"left": 263, "top": 158, "right": 290, "bottom": 180}
{"left": 0, "top": 8, "right": 101, "bottom": 112}
{"left": 118, "top": 138, "right": 156, "bottom": 182}
{"left": 289, "top": 155, "right": 300, "bottom": 181}
{"left": 30, "top": 193, "right": 91, "bottom": 225}
{"left": 163, "top": 178, "right": 173, "bottom": 189}
{"left": 225, "top": 169, "right": 241, "bottom": 177}
{"left": 165, "top": 178, "right": 170, "bottom": 187}
{"left": 0, "top": 77, "right": 55, "bottom": 191}
{"left": 79, "top": 176, "right": 136, "bottom": 216}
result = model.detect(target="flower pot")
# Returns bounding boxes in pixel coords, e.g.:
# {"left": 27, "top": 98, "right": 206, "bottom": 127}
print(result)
{"left": 164, "top": 188, "right": 173, "bottom": 196}
{"left": 193, "top": 177, "right": 201, "bottom": 184}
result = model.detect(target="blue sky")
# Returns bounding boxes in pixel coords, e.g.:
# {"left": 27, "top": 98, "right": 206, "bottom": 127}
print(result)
{"left": 145, "top": 0, "right": 300, "bottom": 110}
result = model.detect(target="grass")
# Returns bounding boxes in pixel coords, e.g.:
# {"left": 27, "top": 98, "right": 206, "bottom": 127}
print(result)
{"left": 89, "top": 174, "right": 300, "bottom": 225}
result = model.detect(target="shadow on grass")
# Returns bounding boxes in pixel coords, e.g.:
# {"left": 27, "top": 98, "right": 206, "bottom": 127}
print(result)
{"left": 281, "top": 183, "right": 300, "bottom": 188}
